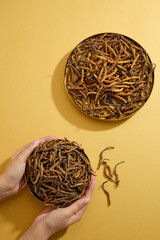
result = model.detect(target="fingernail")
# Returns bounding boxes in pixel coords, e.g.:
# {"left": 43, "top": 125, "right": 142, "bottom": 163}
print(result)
{"left": 48, "top": 136, "right": 57, "bottom": 140}
{"left": 83, "top": 197, "right": 90, "bottom": 204}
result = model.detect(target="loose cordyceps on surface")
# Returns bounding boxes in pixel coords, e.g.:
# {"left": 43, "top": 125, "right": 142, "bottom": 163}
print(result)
{"left": 65, "top": 33, "right": 155, "bottom": 120}
{"left": 97, "top": 147, "right": 125, "bottom": 206}
{"left": 25, "top": 138, "right": 95, "bottom": 207}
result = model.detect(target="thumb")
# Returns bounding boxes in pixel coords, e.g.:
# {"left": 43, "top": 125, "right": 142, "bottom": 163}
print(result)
{"left": 65, "top": 197, "right": 90, "bottom": 217}
{"left": 12, "top": 177, "right": 26, "bottom": 195}
{"left": 19, "top": 177, "right": 27, "bottom": 190}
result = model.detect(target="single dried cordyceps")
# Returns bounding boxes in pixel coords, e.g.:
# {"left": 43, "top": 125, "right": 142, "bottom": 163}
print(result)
{"left": 25, "top": 138, "right": 94, "bottom": 207}
{"left": 65, "top": 33, "right": 155, "bottom": 120}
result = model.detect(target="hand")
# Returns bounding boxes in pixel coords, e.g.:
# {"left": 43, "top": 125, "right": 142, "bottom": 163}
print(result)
{"left": 19, "top": 176, "right": 96, "bottom": 240}
{"left": 0, "top": 136, "right": 56, "bottom": 201}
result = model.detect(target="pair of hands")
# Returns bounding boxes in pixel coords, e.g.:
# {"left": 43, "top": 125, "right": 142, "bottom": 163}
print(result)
{"left": 0, "top": 136, "right": 96, "bottom": 240}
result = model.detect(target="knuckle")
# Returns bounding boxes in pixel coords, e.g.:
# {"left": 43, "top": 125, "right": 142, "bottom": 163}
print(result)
{"left": 75, "top": 212, "right": 82, "bottom": 222}
{"left": 76, "top": 200, "right": 84, "bottom": 210}
{"left": 14, "top": 149, "right": 21, "bottom": 156}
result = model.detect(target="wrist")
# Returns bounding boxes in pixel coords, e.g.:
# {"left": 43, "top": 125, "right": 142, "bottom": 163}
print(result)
{"left": 0, "top": 174, "right": 12, "bottom": 201}
{"left": 19, "top": 220, "right": 53, "bottom": 240}
{"left": 34, "top": 218, "right": 56, "bottom": 240}
{"left": 19, "top": 221, "right": 46, "bottom": 240}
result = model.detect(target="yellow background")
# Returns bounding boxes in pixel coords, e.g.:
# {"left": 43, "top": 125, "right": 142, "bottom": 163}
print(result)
{"left": 0, "top": 0, "right": 160, "bottom": 239}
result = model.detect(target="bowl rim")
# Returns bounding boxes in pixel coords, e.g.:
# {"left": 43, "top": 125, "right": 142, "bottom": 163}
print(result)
{"left": 64, "top": 32, "right": 155, "bottom": 122}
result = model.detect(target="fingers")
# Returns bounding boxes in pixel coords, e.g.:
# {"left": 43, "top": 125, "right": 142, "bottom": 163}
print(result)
{"left": 9, "top": 177, "right": 26, "bottom": 195}
{"left": 67, "top": 176, "right": 96, "bottom": 225}
{"left": 18, "top": 177, "right": 26, "bottom": 190}
{"left": 34, "top": 205, "right": 57, "bottom": 224}
{"left": 68, "top": 202, "right": 88, "bottom": 226}
{"left": 33, "top": 175, "right": 95, "bottom": 231}
{"left": 65, "top": 197, "right": 90, "bottom": 218}
{"left": 85, "top": 175, "right": 96, "bottom": 198}
{"left": 35, "top": 136, "right": 57, "bottom": 146}
{"left": 14, "top": 136, "right": 57, "bottom": 162}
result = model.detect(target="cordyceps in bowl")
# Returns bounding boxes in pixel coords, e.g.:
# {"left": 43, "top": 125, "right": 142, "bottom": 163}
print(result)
{"left": 64, "top": 32, "right": 155, "bottom": 121}
{"left": 25, "top": 138, "right": 95, "bottom": 207}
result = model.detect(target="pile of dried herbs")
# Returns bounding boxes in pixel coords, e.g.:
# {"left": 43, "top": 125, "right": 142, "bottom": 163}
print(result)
{"left": 98, "top": 147, "right": 125, "bottom": 206}
{"left": 25, "top": 138, "right": 94, "bottom": 207}
{"left": 65, "top": 33, "right": 155, "bottom": 120}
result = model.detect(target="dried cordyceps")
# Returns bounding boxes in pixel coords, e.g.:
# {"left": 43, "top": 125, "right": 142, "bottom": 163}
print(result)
{"left": 65, "top": 33, "right": 155, "bottom": 120}
{"left": 98, "top": 147, "right": 125, "bottom": 206}
{"left": 112, "top": 161, "right": 125, "bottom": 188}
{"left": 25, "top": 138, "right": 95, "bottom": 207}
{"left": 97, "top": 146, "right": 114, "bottom": 170}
